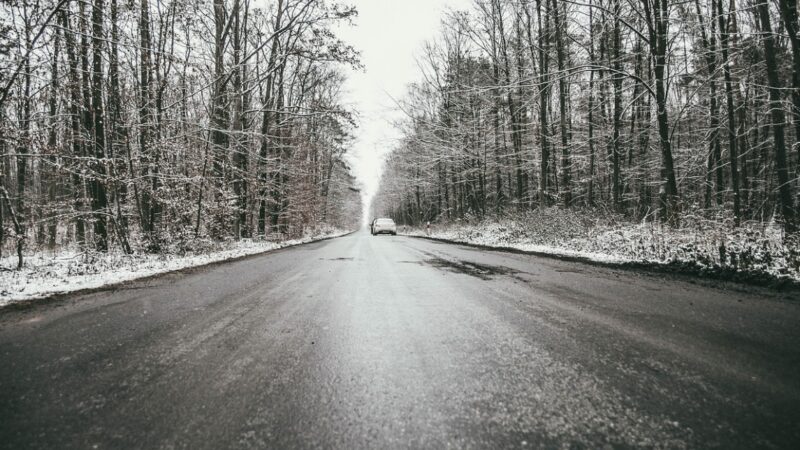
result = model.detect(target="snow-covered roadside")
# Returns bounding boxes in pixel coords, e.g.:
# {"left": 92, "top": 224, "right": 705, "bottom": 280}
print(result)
{"left": 0, "top": 229, "right": 351, "bottom": 307}
{"left": 407, "top": 226, "right": 628, "bottom": 264}
{"left": 401, "top": 212, "right": 800, "bottom": 286}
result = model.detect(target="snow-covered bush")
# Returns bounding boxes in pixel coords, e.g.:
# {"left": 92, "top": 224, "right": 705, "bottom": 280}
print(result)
{"left": 407, "top": 208, "right": 800, "bottom": 284}
{"left": 1, "top": 228, "right": 351, "bottom": 306}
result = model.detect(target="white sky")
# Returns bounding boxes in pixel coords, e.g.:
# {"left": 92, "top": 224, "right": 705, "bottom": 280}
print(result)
{"left": 336, "top": 0, "right": 470, "bottom": 223}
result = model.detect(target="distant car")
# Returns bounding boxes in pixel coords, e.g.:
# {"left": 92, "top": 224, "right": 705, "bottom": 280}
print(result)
{"left": 371, "top": 218, "right": 397, "bottom": 236}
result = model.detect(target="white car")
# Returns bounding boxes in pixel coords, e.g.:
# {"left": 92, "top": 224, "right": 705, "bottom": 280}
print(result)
{"left": 371, "top": 218, "right": 397, "bottom": 236}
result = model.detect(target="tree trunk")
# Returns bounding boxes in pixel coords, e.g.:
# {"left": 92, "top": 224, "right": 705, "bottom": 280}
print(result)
{"left": 551, "top": 0, "right": 572, "bottom": 206}
{"left": 717, "top": 0, "right": 741, "bottom": 225}
{"left": 90, "top": 0, "right": 109, "bottom": 251}
{"left": 109, "top": 0, "right": 132, "bottom": 254}
{"left": 778, "top": 0, "right": 800, "bottom": 163}
{"left": 642, "top": 0, "right": 679, "bottom": 224}
{"left": 60, "top": 9, "right": 86, "bottom": 247}
{"left": 231, "top": 0, "right": 248, "bottom": 239}
{"left": 139, "top": 0, "right": 155, "bottom": 236}
{"left": 14, "top": 10, "right": 32, "bottom": 259}
{"left": 611, "top": 0, "right": 623, "bottom": 210}
{"left": 535, "top": 0, "right": 551, "bottom": 206}
{"left": 757, "top": 0, "right": 796, "bottom": 231}
{"left": 46, "top": 16, "right": 61, "bottom": 249}
{"left": 587, "top": 0, "right": 596, "bottom": 206}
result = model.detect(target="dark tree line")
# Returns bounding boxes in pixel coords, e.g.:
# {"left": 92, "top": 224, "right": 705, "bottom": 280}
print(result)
{"left": 0, "top": 0, "right": 362, "bottom": 268}
{"left": 374, "top": 0, "right": 800, "bottom": 236}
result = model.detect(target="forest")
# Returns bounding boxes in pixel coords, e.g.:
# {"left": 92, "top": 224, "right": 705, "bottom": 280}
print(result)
{"left": 374, "top": 0, "right": 800, "bottom": 242}
{"left": 0, "top": 0, "right": 363, "bottom": 268}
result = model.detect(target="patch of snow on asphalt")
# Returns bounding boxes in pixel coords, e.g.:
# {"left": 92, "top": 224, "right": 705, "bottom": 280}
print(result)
{"left": 0, "top": 229, "right": 350, "bottom": 307}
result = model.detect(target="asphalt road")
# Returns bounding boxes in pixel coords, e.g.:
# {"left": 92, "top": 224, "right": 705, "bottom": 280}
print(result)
{"left": 1, "top": 231, "right": 799, "bottom": 449}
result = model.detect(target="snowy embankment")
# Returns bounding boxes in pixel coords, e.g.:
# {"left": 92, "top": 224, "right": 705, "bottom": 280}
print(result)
{"left": 403, "top": 209, "right": 800, "bottom": 287}
{"left": 0, "top": 228, "right": 351, "bottom": 307}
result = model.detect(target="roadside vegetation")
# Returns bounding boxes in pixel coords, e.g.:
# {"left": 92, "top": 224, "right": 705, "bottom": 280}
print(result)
{"left": 374, "top": 0, "right": 800, "bottom": 285}
{"left": 402, "top": 208, "right": 800, "bottom": 286}
{"left": 0, "top": 226, "right": 349, "bottom": 306}
{"left": 0, "top": 0, "right": 362, "bottom": 272}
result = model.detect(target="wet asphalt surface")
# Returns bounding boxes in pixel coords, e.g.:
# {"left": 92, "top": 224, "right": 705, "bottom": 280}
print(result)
{"left": 1, "top": 231, "right": 800, "bottom": 449}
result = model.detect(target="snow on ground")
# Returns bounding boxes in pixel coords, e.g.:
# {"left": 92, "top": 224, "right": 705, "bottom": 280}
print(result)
{"left": 401, "top": 209, "right": 800, "bottom": 285}
{"left": 0, "top": 228, "right": 351, "bottom": 307}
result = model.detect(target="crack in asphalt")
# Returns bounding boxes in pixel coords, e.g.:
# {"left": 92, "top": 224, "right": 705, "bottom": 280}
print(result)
{"left": 425, "top": 257, "right": 517, "bottom": 280}
{"left": 400, "top": 252, "right": 524, "bottom": 280}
